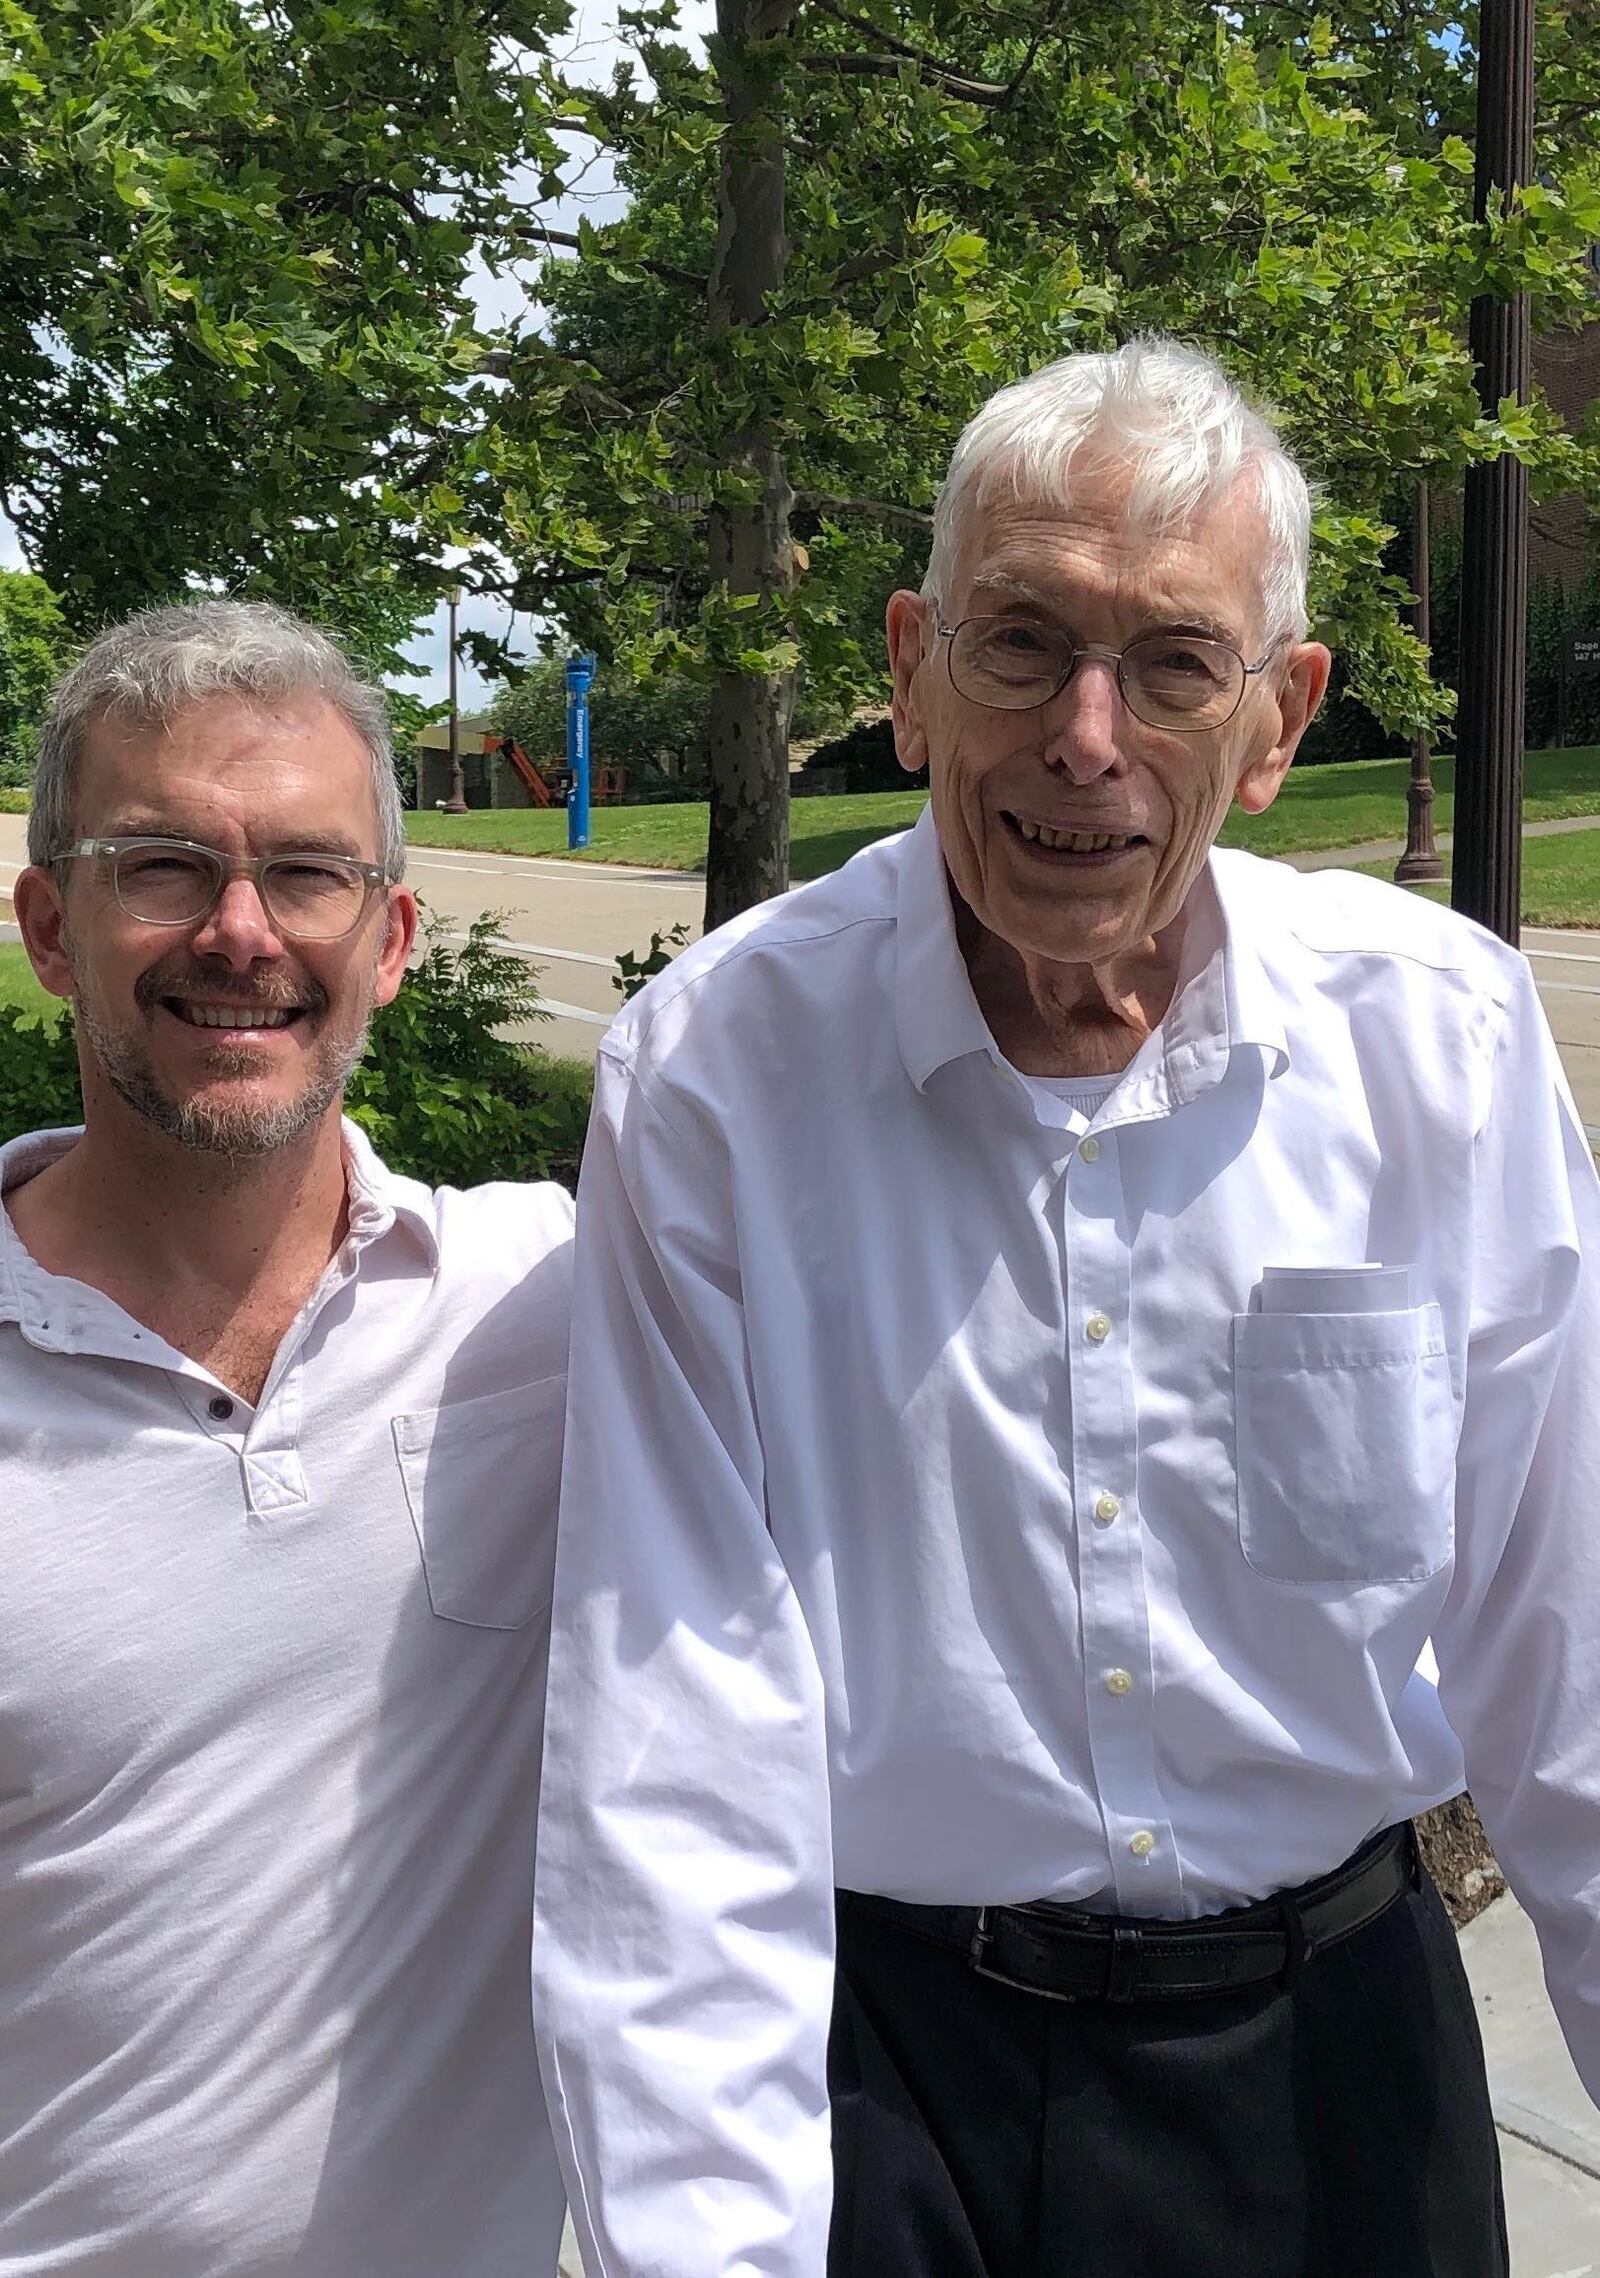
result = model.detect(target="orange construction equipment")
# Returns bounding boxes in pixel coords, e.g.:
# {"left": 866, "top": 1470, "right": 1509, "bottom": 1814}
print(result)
{"left": 482, "top": 734, "right": 629, "bottom": 808}
{"left": 485, "top": 734, "right": 557, "bottom": 806}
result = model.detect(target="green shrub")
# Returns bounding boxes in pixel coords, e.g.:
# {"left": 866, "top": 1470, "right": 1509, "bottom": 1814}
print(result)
{"left": 0, "top": 912, "right": 595, "bottom": 1191}
{"left": 347, "top": 909, "right": 591, "bottom": 1188}
{"left": 801, "top": 713, "right": 921, "bottom": 792}
{"left": 0, "top": 788, "right": 30, "bottom": 813}
{"left": 0, "top": 1005, "right": 85, "bottom": 1136}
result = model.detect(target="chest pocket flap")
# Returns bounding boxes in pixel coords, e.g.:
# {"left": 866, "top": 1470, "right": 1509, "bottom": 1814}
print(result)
{"left": 1233, "top": 1305, "right": 1456, "bottom": 1588}
{"left": 393, "top": 1375, "right": 567, "bottom": 1630}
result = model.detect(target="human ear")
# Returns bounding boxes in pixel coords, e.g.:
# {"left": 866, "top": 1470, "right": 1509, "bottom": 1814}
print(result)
{"left": 12, "top": 866, "right": 77, "bottom": 1001}
{"left": 1236, "top": 641, "right": 1332, "bottom": 815}
{"left": 371, "top": 886, "right": 420, "bottom": 1008}
{"left": 886, "top": 590, "right": 933, "bottom": 777}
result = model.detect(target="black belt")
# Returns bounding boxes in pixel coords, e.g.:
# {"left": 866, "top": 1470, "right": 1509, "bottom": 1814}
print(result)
{"left": 839, "top": 1822, "right": 1420, "bottom": 2005}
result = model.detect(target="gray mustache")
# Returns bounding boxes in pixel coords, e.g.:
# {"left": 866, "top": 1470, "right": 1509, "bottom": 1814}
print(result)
{"left": 134, "top": 964, "right": 327, "bottom": 1019}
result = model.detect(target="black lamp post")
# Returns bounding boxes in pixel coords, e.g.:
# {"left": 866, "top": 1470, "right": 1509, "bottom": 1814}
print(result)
{"left": 443, "top": 585, "right": 467, "bottom": 814}
{"left": 1451, "top": 0, "right": 1534, "bottom": 946}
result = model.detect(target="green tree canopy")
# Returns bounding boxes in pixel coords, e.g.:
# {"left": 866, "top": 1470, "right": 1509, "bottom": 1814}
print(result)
{"left": 464, "top": 0, "right": 1600, "bottom": 910}
{"left": 0, "top": 570, "right": 72, "bottom": 784}
{"left": 0, "top": 0, "right": 569, "bottom": 626}
{"left": 6, "top": 3, "right": 1600, "bottom": 916}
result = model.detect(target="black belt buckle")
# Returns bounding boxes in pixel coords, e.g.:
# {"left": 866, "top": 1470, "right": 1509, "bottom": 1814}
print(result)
{"left": 967, "top": 1906, "right": 1085, "bottom": 2004}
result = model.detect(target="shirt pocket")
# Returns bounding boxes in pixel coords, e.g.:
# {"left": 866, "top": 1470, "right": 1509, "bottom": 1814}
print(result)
{"left": 1232, "top": 1305, "right": 1455, "bottom": 1587}
{"left": 392, "top": 1376, "right": 566, "bottom": 1630}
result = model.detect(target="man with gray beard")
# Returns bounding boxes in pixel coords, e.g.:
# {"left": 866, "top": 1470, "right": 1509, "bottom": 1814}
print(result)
{"left": 1, "top": 603, "right": 574, "bottom": 2277}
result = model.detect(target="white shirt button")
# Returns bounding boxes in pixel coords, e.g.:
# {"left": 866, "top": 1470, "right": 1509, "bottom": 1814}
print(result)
{"left": 1105, "top": 1668, "right": 1134, "bottom": 1697}
{"left": 1129, "top": 1830, "right": 1157, "bottom": 1858}
{"left": 1078, "top": 1135, "right": 1100, "bottom": 1162}
{"left": 1085, "top": 1312, "right": 1112, "bottom": 1344}
{"left": 1093, "top": 1491, "right": 1121, "bottom": 1525}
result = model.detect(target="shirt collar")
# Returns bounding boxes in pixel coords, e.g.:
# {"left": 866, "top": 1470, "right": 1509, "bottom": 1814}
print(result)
{"left": 339, "top": 1117, "right": 441, "bottom": 1269}
{"left": 894, "top": 804, "right": 1005, "bottom": 1091}
{"left": 891, "top": 803, "right": 1290, "bottom": 1108}
{"left": 0, "top": 1127, "right": 78, "bottom": 1336}
{"left": 0, "top": 1116, "right": 439, "bottom": 1340}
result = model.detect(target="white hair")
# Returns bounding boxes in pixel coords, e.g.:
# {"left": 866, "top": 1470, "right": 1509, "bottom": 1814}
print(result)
{"left": 29, "top": 599, "right": 406, "bottom": 878}
{"left": 923, "top": 336, "right": 1313, "bottom": 648}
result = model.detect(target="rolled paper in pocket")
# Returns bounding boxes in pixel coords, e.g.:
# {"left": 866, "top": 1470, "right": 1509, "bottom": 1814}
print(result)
{"left": 1259, "top": 1265, "right": 1412, "bottom": 1315}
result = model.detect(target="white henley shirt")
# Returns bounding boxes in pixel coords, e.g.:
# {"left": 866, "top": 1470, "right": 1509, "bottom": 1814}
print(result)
{"left": 534, "top": 806, "right": 1600, "bottom": 2278}
{"left": 0, "top": 1119, "right": 574, "bottom": 2277}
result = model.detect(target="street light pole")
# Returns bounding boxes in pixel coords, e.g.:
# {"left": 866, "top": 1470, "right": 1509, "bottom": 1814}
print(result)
{"left": 1395, "top": 479, "right": 1445, "bottom": 887}
{"left": 1451, "top": 0, "right": 1534, "bottom": 946}
{"left": 443, "top": 584, "right": 467, "bottom": 814}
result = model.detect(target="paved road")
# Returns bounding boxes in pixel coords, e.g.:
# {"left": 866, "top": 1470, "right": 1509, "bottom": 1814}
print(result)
{"left": 2, "top": 817, "right": 1597, "bottom": 1130}
{"left": 399, "top": 841, "right": 703, "bottom": 1061}
{"left": 380, "top": 828, "right": 1600, "bottom": 1127}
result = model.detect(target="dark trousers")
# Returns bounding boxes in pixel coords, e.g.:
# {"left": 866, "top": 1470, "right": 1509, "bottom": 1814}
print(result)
{"left": 827, "top": 1863, "right": 1508, "bottom": 2278}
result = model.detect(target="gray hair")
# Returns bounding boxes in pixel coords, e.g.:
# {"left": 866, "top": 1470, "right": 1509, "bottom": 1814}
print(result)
{"left": 29, "top": 599, "right": 407, "bottom": 879}
{"left": 924, "top": 336, "right": 1313, "bottom": 648}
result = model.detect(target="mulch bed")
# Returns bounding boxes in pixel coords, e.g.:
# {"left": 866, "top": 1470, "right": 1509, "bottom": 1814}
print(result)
{"left": 1415, "top": 1796, "right": 1505, "bottom": 1928}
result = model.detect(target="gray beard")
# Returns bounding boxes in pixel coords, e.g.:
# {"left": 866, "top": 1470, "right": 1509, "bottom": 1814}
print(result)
{"left": 79, "top": 1006, "right": 371, "bottom": 1159}
{"left": 66, "top": 929, "right": 383, "bottom": 1166}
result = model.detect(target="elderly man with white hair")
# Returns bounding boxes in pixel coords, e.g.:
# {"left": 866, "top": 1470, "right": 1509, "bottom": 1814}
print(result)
{"left": 533, "top": 339, "right": 1600, "bottom": 2277}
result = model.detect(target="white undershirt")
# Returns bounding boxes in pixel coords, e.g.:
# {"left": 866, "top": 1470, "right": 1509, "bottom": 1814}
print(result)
{"left": 1012, "top": 1068, "right": 1119, "bottom": 1130}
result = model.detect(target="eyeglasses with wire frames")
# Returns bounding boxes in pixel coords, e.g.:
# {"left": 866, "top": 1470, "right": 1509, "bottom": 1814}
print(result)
{"left": 935, "top": 616, "right": 1284, "bottom": 732}
{"left": 57, "top": 838, "right": 394, "bottom": 942}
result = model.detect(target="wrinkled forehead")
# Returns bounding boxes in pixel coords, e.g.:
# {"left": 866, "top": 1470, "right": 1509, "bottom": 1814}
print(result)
{"left": 76, "top": 689, "right": 378, "bottom": 836}
{"left": 947, "top": 453, "right": 1273, "bottom": 638}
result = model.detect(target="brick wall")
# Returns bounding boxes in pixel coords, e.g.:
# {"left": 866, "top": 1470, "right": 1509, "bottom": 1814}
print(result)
{"left": 1531, "top": 313, "right": 1600, "bottom": 588}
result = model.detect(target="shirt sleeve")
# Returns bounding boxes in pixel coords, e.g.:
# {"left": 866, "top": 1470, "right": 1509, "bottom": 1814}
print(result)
{"left": 1432, "top": 958, "right": 1600, "bottom": 2106}
{"left": 533, "top": 1043, "right": 837, "bottom": 2278}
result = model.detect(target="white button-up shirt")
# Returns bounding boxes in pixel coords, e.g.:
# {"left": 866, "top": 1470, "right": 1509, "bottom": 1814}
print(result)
{"left": 0, "top": 1120, "right": 574, "bottom": 2278}
{"left": 534, "top": 808, "right": 1600, "bottom": 2278}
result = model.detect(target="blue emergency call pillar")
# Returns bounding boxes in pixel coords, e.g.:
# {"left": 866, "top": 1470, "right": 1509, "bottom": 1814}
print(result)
{"left": 566, "top": 651, "right": 597, "bottom": 851}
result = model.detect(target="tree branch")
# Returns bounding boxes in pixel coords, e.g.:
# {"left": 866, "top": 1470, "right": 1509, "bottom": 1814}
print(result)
{"left": 795, "top": 490, "right": 933, "bottom": 530}
{"left": 471, "top": 350, "right": 641, "bottom": 420}
{"left": 802, "top": 48, "right": 1011, "bottom": 103}
{"left": 996, "top": 0, "right": 1072, "bottom": 106}
{"left": 1534, "top": 100, "right": 1600, "bottom": 129}
{"left": 502, "top": 224, "right": 706, "bottom": 290}
{"left": 472, "top": 563, "right": 676, "bottom": 600}
{"left": 803, "top": 0, "right": 1067, "bottom": 107}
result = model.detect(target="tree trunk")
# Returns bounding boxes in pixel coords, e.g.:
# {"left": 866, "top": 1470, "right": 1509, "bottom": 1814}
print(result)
{"left": 704, "top": 0, "right": 799, "bottom": 935}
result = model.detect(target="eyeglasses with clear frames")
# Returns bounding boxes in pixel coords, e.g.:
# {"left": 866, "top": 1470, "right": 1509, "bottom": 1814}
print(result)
{"left": 57, "top": 838, "right": 393, "bottom": 942}
{"left": 936, "top": 617, "right": 1284, "bottom": 732}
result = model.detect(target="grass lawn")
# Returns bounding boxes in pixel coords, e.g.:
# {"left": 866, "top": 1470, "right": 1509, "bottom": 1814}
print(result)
{"left": 1217, "top": 745, "right": 1600, "bottom": 857}
{"left": 0, "top": 945, "right": 65, "bottom": 1024}
{"left": 1355, "top": 826, "right": 1600, "bottom": 929}
{"left": 406, "top": 789, "right": 931, "bottom": 880}
{"left": 405, "top": 745, "right": 1600, "bottom": 876}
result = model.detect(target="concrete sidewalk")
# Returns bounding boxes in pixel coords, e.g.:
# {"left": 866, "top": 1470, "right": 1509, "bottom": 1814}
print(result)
{"left": 1289, "top": 808, "right": 1600, "bottom": 874}
{"left": 1461, "top": 1892, "right": 1600, "bottom": 2273}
